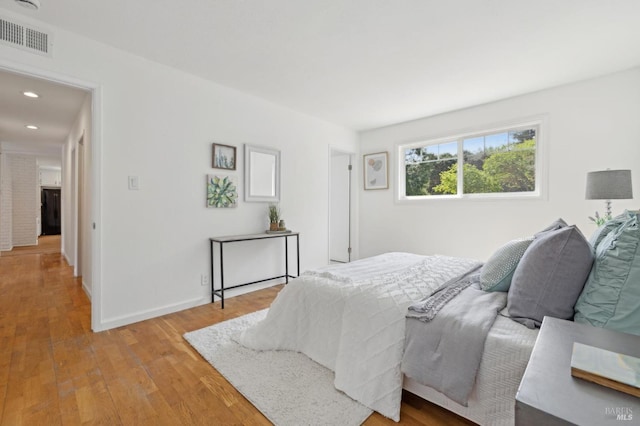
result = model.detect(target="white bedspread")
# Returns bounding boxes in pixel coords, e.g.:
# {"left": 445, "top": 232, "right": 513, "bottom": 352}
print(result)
{"left": 235, "top": 253, "right": 481, "bottom": 421}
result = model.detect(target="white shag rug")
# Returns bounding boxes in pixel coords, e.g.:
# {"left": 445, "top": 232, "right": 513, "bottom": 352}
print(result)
{"left": 183, "top": 309, "right": 373, "bottom": 426}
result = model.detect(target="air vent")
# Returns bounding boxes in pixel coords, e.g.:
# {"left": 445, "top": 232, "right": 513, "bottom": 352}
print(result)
{"left": 0, "top": 17, "right": 52, "bottom": 56}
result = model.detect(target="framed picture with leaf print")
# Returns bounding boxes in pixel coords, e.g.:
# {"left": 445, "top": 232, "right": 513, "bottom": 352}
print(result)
{"left": 207, "top": 174, "right": 238, "bottom": 208}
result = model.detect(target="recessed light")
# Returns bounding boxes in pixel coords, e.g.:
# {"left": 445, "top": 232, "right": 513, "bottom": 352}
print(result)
{"left": 23, "top": 91, "right": 39, "bottom": 98}
{"left": 25, "top": 125, "right": 39, "bottom": 130}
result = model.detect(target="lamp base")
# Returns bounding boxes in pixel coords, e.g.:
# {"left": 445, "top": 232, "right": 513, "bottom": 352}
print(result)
{"left": 605, "top": 200, "right": 612, "bottom": 219}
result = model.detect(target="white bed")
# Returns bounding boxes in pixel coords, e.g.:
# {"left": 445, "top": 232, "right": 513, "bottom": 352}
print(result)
{"left": 236, "top": 252, "right": 538, "bottom": 424}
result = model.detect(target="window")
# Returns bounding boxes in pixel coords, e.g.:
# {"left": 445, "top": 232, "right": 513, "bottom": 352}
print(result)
{"left": 399, "top": 122, "right": 541, "bottom": 199}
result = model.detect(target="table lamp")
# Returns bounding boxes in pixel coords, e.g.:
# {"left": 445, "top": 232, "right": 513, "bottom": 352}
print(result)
{"left": 585, "top": 169, "right": 633, "bottom": 218}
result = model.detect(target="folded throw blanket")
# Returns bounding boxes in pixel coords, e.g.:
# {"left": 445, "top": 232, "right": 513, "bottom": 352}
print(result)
{"left": 403, "top": 276, "right": 507, "bottom": 406}
{"left": 407, "top": 266, "right": 482, "bottom": 322}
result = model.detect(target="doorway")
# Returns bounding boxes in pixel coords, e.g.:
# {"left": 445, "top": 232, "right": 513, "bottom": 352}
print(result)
{"left": 329, "top": 149, "right": 354, "bottom": 263}
{"left": 41, "top": 188, "right": 61, "bottom": 235}
{"left": 0, "top": 61, "right": 101, "bottom": 330}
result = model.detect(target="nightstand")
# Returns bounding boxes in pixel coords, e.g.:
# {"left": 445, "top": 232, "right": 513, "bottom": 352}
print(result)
{"left": 515, "top": 317, "right": 640, "bottom": 425}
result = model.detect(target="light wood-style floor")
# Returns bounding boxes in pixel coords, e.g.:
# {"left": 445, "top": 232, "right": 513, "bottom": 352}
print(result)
{"left": 0, "top": 240, "right": 474, "bottom": 425}
{"left": 0, "top": 235, "right": 62, "bottom": 257}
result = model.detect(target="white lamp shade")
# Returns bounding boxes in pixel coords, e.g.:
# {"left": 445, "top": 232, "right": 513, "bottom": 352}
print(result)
{"left": 585, "top": 170, "right": 633, "bottom": 200}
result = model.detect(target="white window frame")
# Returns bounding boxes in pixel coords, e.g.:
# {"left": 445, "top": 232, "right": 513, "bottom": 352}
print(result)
{"left": 396, "top": 117, "right": 547, "bottom": 203}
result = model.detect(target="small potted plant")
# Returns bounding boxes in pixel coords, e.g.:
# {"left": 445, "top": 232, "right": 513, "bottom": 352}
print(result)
{"left": 268, "top": 203, "right": 280, "bottom": 231}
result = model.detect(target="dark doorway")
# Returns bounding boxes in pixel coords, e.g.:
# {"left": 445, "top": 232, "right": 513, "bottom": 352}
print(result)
{"left": 41, "top": 188, "right": 61, "bottom": 235}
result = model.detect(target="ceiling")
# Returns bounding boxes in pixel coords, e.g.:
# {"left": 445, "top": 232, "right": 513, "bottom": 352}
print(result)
{"left": 0, "top": 68, "right": 87, "bottom": 153}
{"left": 1, "top": 0, "right": 640, "bottom": 138}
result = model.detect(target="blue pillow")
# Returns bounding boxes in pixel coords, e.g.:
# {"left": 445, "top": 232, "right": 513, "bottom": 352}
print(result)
{"left": 480, "top": 238, "right": 534, "bottom": 292}
{"left": 588, "top": 212, "right": 627, "bottom": 248}
{"left": 575, "top": 211, "right": 640, "bottom": 336}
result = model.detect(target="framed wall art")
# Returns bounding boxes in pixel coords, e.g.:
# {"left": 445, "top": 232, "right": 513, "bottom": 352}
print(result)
{"left": 207, "top": 175, "right": 238, "bottom": 208}
{"left": 212, "top": 143, "right": 237, "bottom": 170}
{"left": 363, "top": 151, "right": 388, "bottom": 190}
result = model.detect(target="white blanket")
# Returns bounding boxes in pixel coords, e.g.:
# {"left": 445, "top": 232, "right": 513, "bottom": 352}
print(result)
{"left": 235, "top": 253, "right": 481, "bottom": 421}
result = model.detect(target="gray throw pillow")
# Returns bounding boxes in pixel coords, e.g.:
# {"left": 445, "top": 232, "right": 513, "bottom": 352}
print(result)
{"left": 480, "top": 238, "right": 534, "bottom": 292}
{"left": 507, "top": 225, "right": 594, "bottom": 328}
{"left": 534, "top": 218, "right": 568, "bottom": 238}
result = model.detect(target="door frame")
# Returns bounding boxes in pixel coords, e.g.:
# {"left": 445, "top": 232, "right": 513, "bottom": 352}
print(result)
{"left": 74, "top": 134, "right": 85, "bottom": 278}
{"left": 328, "top": 146, "right": 357, "bottom": 263}
{"left": 0, "top": 59, "right": 103, "bottom": 331}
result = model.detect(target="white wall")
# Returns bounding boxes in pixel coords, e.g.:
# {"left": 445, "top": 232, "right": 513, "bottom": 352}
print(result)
{"left": 359, "top": 68, "right": 640, "bottom": 261}
{"left": 0, "top": 9, "right": 357, "bottom": 330}
{"left": 0, "top": 153, "right": 12, "bottom": 250}
{"left": 62, "top": 93, "right": 91, "bottom": 297}
{"left": 8, "top": 154, "right": 37, "bottom": 247}
{"left": 0, "top": 150, "right": 59, "bottom": 248}
{"left": 40, "top": 167, "right": 61, "bottom": 187}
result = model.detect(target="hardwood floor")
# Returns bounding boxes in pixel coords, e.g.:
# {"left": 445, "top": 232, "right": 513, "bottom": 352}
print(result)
{"left": 0, "top": 244, "right": 474, "bottom": 425}
{"left": 0, "top": 235, "right": 62, "bottom": 257}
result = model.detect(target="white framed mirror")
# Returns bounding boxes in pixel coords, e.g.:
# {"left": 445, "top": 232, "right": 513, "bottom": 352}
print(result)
{"left": 244, "top": 144, "right": 280, "bottom": 202}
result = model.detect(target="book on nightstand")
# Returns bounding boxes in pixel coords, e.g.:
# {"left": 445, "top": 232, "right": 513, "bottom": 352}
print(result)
{"left": 570, "top": 342, "right": 640, "bottom": 398}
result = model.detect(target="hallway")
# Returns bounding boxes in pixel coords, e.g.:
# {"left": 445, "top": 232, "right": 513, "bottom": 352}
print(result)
{"left": 0, "top": 235, "right": 62, "bottom": 257}
{"left": 0, "top": 240, "right": 278, "bottom": 425}
{"left": 0, "top": 237, "right": 90, "bottom": 423}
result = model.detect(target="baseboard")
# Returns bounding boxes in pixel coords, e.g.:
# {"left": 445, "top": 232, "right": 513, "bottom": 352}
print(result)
{"left": 216, "top": 279, "right": 283, "bottom": 300}
{"left": 82, "top": 278, "right": 91, "bottom": 300}
{"left": 12, "top": 240, "right": 38, "bottom": 247}
{"left": 96, "top": 296, "right": 209, "bottom": 331}
{"left": 95, "top": 280, "right": 282, "bottom": 331}
{"left": 61, "top": 249, "right": 73, "bottom": 266}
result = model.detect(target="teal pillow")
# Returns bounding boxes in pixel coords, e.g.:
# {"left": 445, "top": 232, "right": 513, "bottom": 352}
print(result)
{"left": 575, "top": 211, "right": 640, "bottom": 336}
{"left": 480, "top": 238, "right": 534, "bottom": 292}
{"left": 588, "top": 212, "right": 627, "bottom": 248}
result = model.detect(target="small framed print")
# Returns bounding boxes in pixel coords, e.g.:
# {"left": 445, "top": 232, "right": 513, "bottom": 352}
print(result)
{"left": 212, "top": 143, "right": 237, "bottom": 170}
{"left": 363, "top": 152, "right": 388, "bottom": 190}
{"left": 207, "top": 174, "right": 238, "bottom": 208}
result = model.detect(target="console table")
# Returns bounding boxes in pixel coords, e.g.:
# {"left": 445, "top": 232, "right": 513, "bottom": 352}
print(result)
{"left": 209, "top": 232, "right": 300, "bottom": 308}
